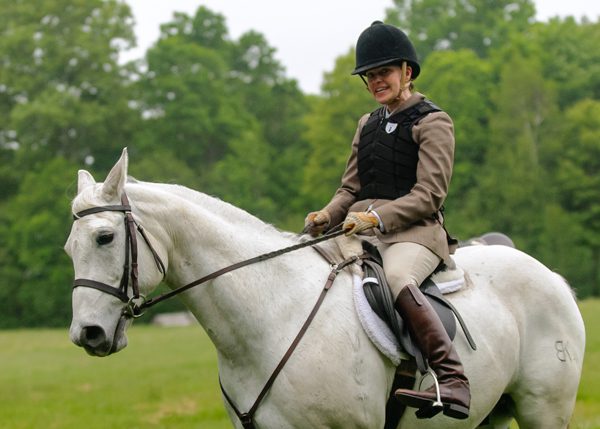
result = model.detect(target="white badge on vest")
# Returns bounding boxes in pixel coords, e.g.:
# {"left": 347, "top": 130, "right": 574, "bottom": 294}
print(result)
{"left": 385, "top": 122, "right": 398, "bottom": 134}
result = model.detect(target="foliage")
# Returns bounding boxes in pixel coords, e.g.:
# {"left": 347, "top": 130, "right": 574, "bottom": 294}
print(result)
{"left": 0, "top": 157, "right": 76, "bottom": 327}
{"left": 385, "top": 0, "right": 536, "bottom": 59}
{"left": 416, "top": 49, "right": 493, "bottom": 203}
{"left": 300, "top": 51, "right": 376, "bottom": 209}
{"left": 0, "top": 0, "right": 139, "bottom": 173}
{"left": 0, "top": 1, "right": 599, "bottom": 327}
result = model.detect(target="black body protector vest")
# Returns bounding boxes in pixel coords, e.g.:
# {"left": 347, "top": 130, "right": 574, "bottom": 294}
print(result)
{"left": 357, "top": 100, "right": 442, "bottom": 201}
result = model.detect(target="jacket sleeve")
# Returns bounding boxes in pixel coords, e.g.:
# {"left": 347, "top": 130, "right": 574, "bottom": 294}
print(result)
{"left": 322, "top": 114, "right": 370, "bottom": 228}
{"left": 374, "top": 111, "right": 455, "bottom": 232}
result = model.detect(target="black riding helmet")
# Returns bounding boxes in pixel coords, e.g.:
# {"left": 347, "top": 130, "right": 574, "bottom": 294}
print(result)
{"left": 352, "top": 21, "right": 420, "bottom": 79}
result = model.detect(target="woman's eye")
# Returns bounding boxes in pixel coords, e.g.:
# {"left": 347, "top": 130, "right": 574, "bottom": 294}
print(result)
{"left": 96, "top": 233, "right": 114, "bottom": 245}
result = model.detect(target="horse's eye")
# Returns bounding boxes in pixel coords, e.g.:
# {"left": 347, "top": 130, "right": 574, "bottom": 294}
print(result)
{"left": 96, "top": 233, "right": 114, "bottom": 245}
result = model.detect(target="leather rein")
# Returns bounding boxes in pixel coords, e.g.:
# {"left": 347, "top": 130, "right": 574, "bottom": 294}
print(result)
{"left": 71, "top": 191, "right": 350, "bottom": 317}
{"left": 71, "top": 191, "right": 365, "bottom": 429}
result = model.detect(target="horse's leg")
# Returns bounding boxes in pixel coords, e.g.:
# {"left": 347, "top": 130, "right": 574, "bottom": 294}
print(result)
{"left": 510, "top": 368, "right": 578, "bottom": 429}
{"left": 510, "top": 313, "right": 582, "bottom": 428}
{"left": 487, "top": 253, "right": 584, "bottom": 429}
{"left": 474, "top": 394, "right": 515, "bottom": 429}
{"left": 511, "top": 391, "right": 574, "bottom": 429}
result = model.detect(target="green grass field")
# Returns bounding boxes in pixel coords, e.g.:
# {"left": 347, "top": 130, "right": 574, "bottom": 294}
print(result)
{"left": 1, "top": 299, "right": 598, "bottom": 428}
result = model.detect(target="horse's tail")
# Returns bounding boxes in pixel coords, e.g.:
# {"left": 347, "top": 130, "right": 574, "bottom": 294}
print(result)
{"left": 552, "top": 271, "right": 578, "bottom": 302}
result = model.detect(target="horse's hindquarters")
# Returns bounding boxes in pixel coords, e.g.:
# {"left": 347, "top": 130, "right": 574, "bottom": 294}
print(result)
{"left": 449, "top": 246, "right": 585, "bottom": 429}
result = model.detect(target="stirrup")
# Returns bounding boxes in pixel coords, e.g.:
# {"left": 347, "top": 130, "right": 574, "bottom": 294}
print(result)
{"left": 414, "top": 368, "right": 443, "bottom": 419}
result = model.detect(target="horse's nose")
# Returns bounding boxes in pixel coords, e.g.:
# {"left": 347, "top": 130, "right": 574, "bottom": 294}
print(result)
{"left": 80, "top": 325, "right": 107, "bottom": 349}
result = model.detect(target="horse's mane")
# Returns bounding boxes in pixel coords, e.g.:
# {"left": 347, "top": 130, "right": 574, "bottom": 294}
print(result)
{"left": 126, "top": 179, "right": 293, "bottom": 240}
{"left": 73, "top": 175, "right": 302, "bottom": 245}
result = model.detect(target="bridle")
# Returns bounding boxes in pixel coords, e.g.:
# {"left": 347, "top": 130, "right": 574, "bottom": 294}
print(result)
{"left": 72, "top": 193, "right": 166, "bottom": 315}
{"left": 71, "top": 191, "right": 347, "bottom": 318}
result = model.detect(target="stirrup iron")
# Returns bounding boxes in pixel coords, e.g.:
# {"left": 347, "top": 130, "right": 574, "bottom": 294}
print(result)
{"left": 414, "top": 368, "right": 443, "bottom": 419}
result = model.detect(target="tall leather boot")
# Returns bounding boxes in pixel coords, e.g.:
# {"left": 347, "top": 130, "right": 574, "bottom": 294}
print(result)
{"left": 394, "top": 283, "right": 470, "bottom": 420}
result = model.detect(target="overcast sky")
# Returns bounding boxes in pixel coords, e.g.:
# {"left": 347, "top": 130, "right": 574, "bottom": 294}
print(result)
{"left": 122, "top": 0, "right": 600, "bottom": 94}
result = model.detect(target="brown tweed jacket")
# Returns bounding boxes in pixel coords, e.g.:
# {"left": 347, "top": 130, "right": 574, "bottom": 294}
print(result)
{"left": 322, "top": 92, "right": 456, "bottom": 264}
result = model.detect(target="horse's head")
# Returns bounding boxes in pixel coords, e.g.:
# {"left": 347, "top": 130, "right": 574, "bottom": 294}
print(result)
{"left": 65, "top": 149, "right": 167, "bottom": 356}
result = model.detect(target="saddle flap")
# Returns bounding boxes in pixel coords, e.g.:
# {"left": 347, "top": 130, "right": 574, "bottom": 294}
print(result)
{"left": 361, "top": 259, "right": 457, "bottom": 370}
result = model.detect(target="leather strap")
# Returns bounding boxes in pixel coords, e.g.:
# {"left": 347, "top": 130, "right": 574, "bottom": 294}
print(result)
{"left": 72, "top": 278, "right": 130, "bottom": 302}
{"left": 139, "top": 228, "right": 347, "bottom": 311}
{"left": 384, "top": 359, "right": 417, "bottom": 429}
{"left": 122, "top": 194, "right": 139, "bottom": 298}
{"left": 220, "top": 253, "right": 365, "bottom": 429}
{"left": 73, "top": 205, "right": 131, "bottom": 219}
{"left": 71, "top": 193, "right": 166, "bottom": 306}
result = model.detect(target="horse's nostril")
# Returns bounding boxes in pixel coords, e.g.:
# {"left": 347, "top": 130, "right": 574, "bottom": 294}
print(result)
{"left": 81, "top": 325, "right": 106, "bottom": 348}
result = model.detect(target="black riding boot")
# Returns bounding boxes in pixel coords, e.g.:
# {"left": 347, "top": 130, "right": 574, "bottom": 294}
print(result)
{"left": 394, "top": 283, "right": 470, "bottom": 419}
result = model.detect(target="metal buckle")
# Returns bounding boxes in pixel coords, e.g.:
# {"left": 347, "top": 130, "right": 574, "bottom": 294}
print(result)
{"left": 239, "top": 413, "right": 254, "bottom": 427}
{"left": 122, "top": 296, "right": 146, "bottom": 319}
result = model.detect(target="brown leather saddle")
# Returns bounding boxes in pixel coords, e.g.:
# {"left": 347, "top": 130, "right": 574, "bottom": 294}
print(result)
{"left": 360, "top": 241, "right": 476, "bottom": 427}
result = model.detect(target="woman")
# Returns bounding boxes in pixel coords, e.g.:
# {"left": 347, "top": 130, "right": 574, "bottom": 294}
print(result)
{"left": 304, "top": 21, "right": 470, "bottom": 420}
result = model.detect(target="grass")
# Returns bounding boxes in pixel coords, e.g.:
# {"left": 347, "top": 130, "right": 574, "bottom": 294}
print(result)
{"left": 0, "top": 326, "right": 230, "bottom": 429}
{"left": 573, "top": 298, "right": 600, "bottom": 429}
{"left": 0, "top": 299, "right": 598, "bottom": 428}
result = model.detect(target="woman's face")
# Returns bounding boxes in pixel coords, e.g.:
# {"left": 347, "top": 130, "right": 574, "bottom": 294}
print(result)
{"left": 365, "top": 65, "right": 411, "bottom": 110}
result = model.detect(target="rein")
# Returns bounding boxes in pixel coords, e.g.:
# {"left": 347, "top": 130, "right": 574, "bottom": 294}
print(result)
{"left": 71, "top": 191, "right": 347, "bottom": 317}
{"left": 137, "top": 225, "right": 346, "bottom": 315}
{"left": 220, "top": 252, "right": 365, "bottom": 429}
{"left": 72, "top": 191, "right": 366, "bottom": 429}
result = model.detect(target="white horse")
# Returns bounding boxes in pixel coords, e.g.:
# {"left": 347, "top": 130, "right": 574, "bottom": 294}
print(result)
{"left": 66, "top": 149, "right": 585, "bottom": 429}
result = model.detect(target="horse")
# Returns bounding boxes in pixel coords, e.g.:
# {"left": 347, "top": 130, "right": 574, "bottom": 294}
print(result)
{"left": 66, "top": 149, "right": 585, "bottom": 429}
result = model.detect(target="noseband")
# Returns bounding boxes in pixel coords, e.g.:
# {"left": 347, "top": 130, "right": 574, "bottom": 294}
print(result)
{"left": 72, "top": 193, "right": 166, "bottom": 313}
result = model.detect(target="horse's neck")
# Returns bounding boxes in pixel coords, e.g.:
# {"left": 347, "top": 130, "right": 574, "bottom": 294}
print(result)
{"left": 133, "top": 184, "right": 328, "bottom": 361}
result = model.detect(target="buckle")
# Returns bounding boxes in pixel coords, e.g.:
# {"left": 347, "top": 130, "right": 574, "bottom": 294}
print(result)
{"left": 239, "top": 413, "right": 253, "bottom": 427}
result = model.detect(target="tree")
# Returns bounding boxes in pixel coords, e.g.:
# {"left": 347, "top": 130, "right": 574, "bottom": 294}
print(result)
{"left": 208, "top": 126, "right": 277, "bottom": 220}
{"left": 226, "top": 30, "right": 309, "bottom": 224}
{"left": 300, "top": 51, "right": 376, "bottom": 211}
{"left": 0, "top": 157, "right": 76, "bottom": 327}
{"left": 132, "top": 6, "right": 308, "bottom": 225}
{"left": 529, "top": 18, "right": 600, "bottom": 108}
{"left": 475, "top": 53, "right": 558, "bottom": 237}
{"left": 0, "top": 0, "right": 139, "bottom": 173}
{"left": 385, "top": 0, "right": 535, "bottom": 60}
{"left": 0, "top": 0, "right": 144, "bottom": 327}
{"left": 417, "top": 50, "right": 493, "bottom": 206}
{"left": 548, "top": 99, "right": 600, "bottom": 295}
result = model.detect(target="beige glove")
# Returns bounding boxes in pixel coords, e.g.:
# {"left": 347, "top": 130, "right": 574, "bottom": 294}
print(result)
{"left": 343, "top": 212, "right": 379, "bottom": 236}
{"left": 304, "top": 210, "right": 331, "bottom": 237}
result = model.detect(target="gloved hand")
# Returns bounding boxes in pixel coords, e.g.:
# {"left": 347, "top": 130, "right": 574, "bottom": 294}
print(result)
{"left": 343, "top": 212, "right": 379, "bottom": 236}
{"left": 304, "top": 210, "right": 331, "bottom": 237}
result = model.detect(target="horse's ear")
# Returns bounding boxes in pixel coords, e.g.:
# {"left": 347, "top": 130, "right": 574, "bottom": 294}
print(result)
{"left": 101, "top": 148, "right": 128, "bottom": 201}
{"left": 77, "top": 170, "right": 96, "bottom": 195}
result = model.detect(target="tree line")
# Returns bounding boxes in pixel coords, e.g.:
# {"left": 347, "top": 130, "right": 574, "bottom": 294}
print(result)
{"left": 1, "top": 0, "right": 598, "bottom": 327}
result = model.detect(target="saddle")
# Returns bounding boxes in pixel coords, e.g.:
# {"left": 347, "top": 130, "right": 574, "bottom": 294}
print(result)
{"left": 359, "top": 242, "right": 476, "bottom": 427}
